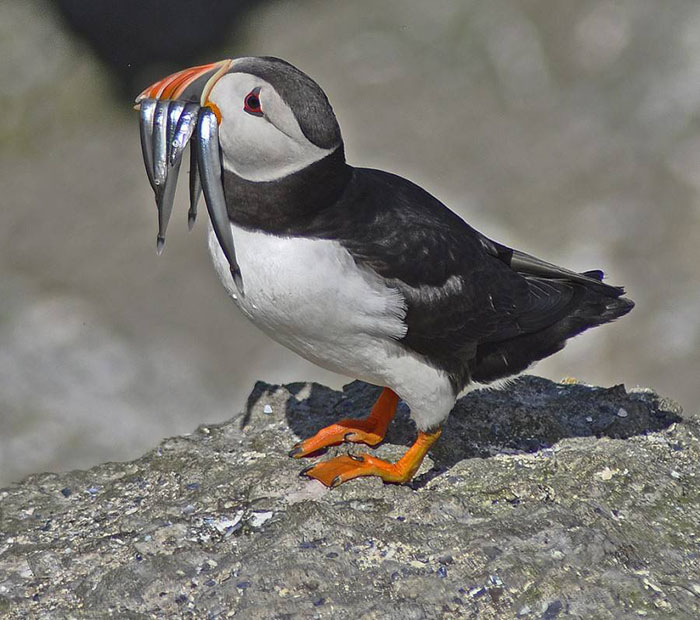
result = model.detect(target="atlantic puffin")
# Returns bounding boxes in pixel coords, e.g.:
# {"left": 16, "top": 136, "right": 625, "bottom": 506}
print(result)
{"left": 135, "top": 57, "right": 634, "bottom": 487}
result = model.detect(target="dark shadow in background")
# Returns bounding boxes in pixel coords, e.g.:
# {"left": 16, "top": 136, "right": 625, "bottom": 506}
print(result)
{"left": 56, "top": 0, "right": 263, "bottom": 97}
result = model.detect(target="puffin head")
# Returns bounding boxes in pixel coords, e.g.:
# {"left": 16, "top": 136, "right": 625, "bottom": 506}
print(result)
{"left": 208, "top": 57, "right": 342, "bottom": 181}
{"left": 135, "top": 56, "right": 344, "bottom": 293}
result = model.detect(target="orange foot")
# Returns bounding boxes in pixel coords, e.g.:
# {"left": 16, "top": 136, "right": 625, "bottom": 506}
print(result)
{"left": 300, "top": 429, "right": 442, "bottom": 487}
{"left": 289, "top": 388, "right": 399, "bottom": 458}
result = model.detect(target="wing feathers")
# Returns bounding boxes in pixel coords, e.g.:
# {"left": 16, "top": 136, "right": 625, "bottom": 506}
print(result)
{"left": 482, "top": 236, "right": 625, "bottom": 296}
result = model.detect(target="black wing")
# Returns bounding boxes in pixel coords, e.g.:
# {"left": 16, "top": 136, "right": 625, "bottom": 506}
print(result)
{"left": 314, "top": 168, "right": 632, "bottom": 389}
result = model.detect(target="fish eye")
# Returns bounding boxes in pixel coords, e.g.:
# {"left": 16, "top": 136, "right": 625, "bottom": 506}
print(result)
{"left": 244, "top": 88, "right": 263, "bottom": 116}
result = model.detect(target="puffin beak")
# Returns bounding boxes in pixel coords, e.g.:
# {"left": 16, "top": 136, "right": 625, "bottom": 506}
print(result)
{"left": 135, "top": 59, "right": 243, "bottom": 294}
{"left": 135, "top": 59, "right": 232, "bottom": 104}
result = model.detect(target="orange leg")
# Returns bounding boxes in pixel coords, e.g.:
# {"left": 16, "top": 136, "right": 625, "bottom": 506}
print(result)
{"left": 289, "top": 387, "right": 399, "bottom": 458}
{"left": 300, "top": 428, "right": 442, "bottom": 487}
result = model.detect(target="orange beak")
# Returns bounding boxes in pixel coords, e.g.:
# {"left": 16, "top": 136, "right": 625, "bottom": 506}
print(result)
{"left": 135, "top": 58, "right": 233, "bottom": 108}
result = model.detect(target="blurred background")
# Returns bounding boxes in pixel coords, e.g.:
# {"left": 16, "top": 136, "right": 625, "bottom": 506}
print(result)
{"left": 1, "top": 0, "right": 698, "bottom": 485}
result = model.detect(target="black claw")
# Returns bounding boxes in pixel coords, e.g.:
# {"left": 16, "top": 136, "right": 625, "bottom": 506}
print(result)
{"left": 299, "top": 464, "right": 315, "bottom": 478}
{"left": 288, "top": 444, "right": 303, "bottom": 458}
{"left": 348, "top": 454, "right": 365, "bottom": 462}
{"left": 330, "top": 476, "right": 342, "bottom": 488}
{"left": 343, "top": 432, "right": 354, "bottom": 443}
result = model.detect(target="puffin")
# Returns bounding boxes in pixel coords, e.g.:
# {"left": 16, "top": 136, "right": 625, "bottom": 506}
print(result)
{"left": 135, "top": 56, "right": 634, "bottom": 487}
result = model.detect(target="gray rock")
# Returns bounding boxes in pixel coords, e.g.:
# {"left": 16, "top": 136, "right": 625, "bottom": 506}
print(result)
{"left": 0, "top": 376, "right": 698, "bottom": 619}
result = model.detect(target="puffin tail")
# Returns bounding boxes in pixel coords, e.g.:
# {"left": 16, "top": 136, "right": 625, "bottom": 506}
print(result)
{"left": 470, "top": 276, "right": 634, "bottom": 384}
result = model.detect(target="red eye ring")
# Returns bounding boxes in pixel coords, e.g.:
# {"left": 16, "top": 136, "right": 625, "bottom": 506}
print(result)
{"left": 244, "top": 88, "right": 263, "bottom": 116}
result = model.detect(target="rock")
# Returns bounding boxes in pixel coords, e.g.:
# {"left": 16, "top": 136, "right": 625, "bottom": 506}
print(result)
{"left": 0, "top": 376, "right": 698, "bottom": 619}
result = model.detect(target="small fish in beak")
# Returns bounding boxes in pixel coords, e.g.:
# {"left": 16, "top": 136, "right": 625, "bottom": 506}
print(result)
{"left": 170, "top": 102, "right": 199, "bottom": 167}
{"left": 151, "top": 100, "right": 170, "bottom": 193}
{"left": 134, "top": 59, "right": 242, "bottom": 293}
{"left": 196, "top": 107, "right": 243, "bottom": 293}
{"left": 188, "top": 144, "right": 202, "bottom": 230}
{"left": 138, "top": 99, "right": 157, "bottom": 192}
{"left": 156, "top": 145, "right": 181, "bottom": 254}
{"left": 153, "top": 100, "right": 187, "bottom": 252}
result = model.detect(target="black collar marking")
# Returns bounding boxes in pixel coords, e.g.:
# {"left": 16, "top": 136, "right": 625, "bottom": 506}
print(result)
{"left": 222, "top": 147, "right": 352, "bottom": 233}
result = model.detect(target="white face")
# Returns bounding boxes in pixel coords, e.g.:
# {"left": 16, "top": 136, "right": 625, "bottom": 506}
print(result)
{"left": 208, "top": 71, "right": 335, "bottom": 182}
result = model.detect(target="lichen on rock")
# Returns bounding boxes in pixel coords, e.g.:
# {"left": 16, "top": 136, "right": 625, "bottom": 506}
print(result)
{"left": 0, "top": 376, "right": 698, "bottom": 618}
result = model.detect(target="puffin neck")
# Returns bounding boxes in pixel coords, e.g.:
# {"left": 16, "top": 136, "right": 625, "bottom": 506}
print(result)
{"left": 222, "top": 147, "right": 352, "bottom": 234}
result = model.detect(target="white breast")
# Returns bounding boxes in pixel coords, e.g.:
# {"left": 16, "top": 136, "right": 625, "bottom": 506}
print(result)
{"left": 208, "top": 223, "right": 457, "bottom": 430}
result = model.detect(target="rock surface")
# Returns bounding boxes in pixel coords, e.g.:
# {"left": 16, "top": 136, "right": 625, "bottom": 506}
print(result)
{"left": 0, "top": 376, "right": 698, "bottom": 619}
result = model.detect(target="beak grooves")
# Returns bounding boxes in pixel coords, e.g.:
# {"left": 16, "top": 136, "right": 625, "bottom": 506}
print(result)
{"left": 135, "top": 60, "right": 230, "bottom": 103}
{"left": 136, "top": 59, "right": 243, "bottom": 294}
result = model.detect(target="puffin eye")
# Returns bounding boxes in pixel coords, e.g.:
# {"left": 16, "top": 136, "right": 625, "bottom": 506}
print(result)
{"left": 244, "top": 88, "right": 263, "bottom": 116}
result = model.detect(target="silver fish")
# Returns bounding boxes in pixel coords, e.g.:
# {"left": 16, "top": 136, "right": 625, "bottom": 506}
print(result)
{"left": 165, "top": 100, "right": 186, "bottom": 169}
{"left": 156, "top": 148, "right": 183, "bottom": 254}
{"left": 138, "top": 99, "right": 157, "bottom": 192}
{"left": 188, "top": 143, "right": 201, "bottom": 230}
{"left": 151, "top": 100, "right": 170, "bottom": 194}
{"left": 196, "top": 107, "right": 243, "bottom": 294}
{"left": 171, "top": 102, "right": 200, "bottom": 167}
